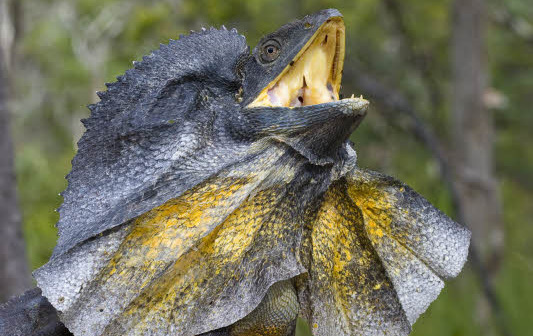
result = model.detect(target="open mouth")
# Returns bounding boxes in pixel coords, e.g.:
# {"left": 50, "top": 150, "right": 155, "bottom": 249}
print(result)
{"left": 249, "top": 17, "right": 352, "bottom": 108}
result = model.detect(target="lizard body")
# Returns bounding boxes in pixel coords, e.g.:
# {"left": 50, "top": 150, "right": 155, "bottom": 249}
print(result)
{"left": 0, "top": 9, "right": 470, "bottom": 336}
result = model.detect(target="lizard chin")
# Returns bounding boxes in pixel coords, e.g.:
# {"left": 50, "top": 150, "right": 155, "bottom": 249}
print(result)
{"left": 248, "top": 17, "right": 358, "bottom": 108}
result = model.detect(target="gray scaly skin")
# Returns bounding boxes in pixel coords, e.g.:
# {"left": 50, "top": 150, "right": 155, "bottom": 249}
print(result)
{"left": 0, "top": 9, "right": 470, "bottom": 336}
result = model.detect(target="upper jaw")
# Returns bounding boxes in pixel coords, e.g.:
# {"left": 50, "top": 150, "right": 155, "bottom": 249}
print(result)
{"left": 248, "top": 16, "right": 347, "bottom": 109}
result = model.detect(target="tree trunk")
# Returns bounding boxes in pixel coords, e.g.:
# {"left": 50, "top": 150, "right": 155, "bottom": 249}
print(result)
{"left": 451, "top": 0, "right": 502, "bottom": 271}
{"left": 451, "top": 0, "right": 503, "bottom": 333}
{"left": 0, "top": 0, "right": 31, "bottom": 302}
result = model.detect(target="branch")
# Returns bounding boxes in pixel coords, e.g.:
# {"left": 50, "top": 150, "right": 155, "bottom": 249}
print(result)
{"left": 380, "top": 0, "right": 443, "bottom": 109}
{"left": 346, "top": 66, "right": 512, "bottom": 336}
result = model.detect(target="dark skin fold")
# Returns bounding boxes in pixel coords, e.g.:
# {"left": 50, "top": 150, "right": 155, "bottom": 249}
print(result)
{"left": 0, "top": 9, "right": 469, "bottom": 336}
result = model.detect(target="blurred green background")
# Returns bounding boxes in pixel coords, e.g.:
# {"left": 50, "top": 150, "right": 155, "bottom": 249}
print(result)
{"left": 1, "top": 0, "right": 532, "bottom": 335}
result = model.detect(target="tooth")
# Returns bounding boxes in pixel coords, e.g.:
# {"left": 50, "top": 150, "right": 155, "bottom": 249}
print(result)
{"left": 360, "top": 94, "right": 363, "bottom": 99}
{"left": 350, "top": 94, "right": 355, "bottom": 99}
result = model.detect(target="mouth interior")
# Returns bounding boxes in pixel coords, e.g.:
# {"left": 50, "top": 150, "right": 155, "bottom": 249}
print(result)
{"left": 249, "top": 18, "right": 346, "bottom": 108}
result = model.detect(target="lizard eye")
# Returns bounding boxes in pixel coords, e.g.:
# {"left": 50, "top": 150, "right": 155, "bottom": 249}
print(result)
{"left": 260, "top": 39, "right": 281, "bottom": 63}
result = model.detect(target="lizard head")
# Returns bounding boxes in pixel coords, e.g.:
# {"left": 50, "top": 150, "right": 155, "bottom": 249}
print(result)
{"left": 241, "top": 9, "right": 368, "bottom": 119}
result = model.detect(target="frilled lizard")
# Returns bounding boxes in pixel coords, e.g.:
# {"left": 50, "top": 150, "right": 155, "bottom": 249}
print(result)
{"left": 0, "top": 9, "right": 470, "bottom": 336}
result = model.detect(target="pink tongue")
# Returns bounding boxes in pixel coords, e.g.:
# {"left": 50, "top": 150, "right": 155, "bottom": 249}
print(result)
{"left": 267, "top": 87, "right": 281, "bottom": 106}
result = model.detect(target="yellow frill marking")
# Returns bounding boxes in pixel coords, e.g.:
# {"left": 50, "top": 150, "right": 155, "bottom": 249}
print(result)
{"left": 308, "top": 181, "right": 400, "bottom": 332}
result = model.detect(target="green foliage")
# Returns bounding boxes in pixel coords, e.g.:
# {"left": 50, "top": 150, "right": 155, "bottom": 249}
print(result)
{"left": 16, "top": 146, "right": 72, "bottom": 270}
{"left": 10, "top": 0, "right": 532, "bottom": 335}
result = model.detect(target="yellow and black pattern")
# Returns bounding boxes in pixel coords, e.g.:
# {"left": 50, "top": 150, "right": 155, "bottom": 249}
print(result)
{"left": 53, "top": 153, "right": 323, "bottom": 336}
{"left": 102, "top": 186, "right": 293, "bottom": 335}
{"left": 345, "top": 169, "right": 470, "bottom": 324}
{"left": 303, "top": 180, "right": 410, "bottom": 336}
{"left": 59, "top": 176, "right": 263, "bottom": 334}
{"left": 36, "top": 163, "right": 470, "bottom": 336}
{"left": 36, "top": 161, "right": 469, "bottom": 336}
